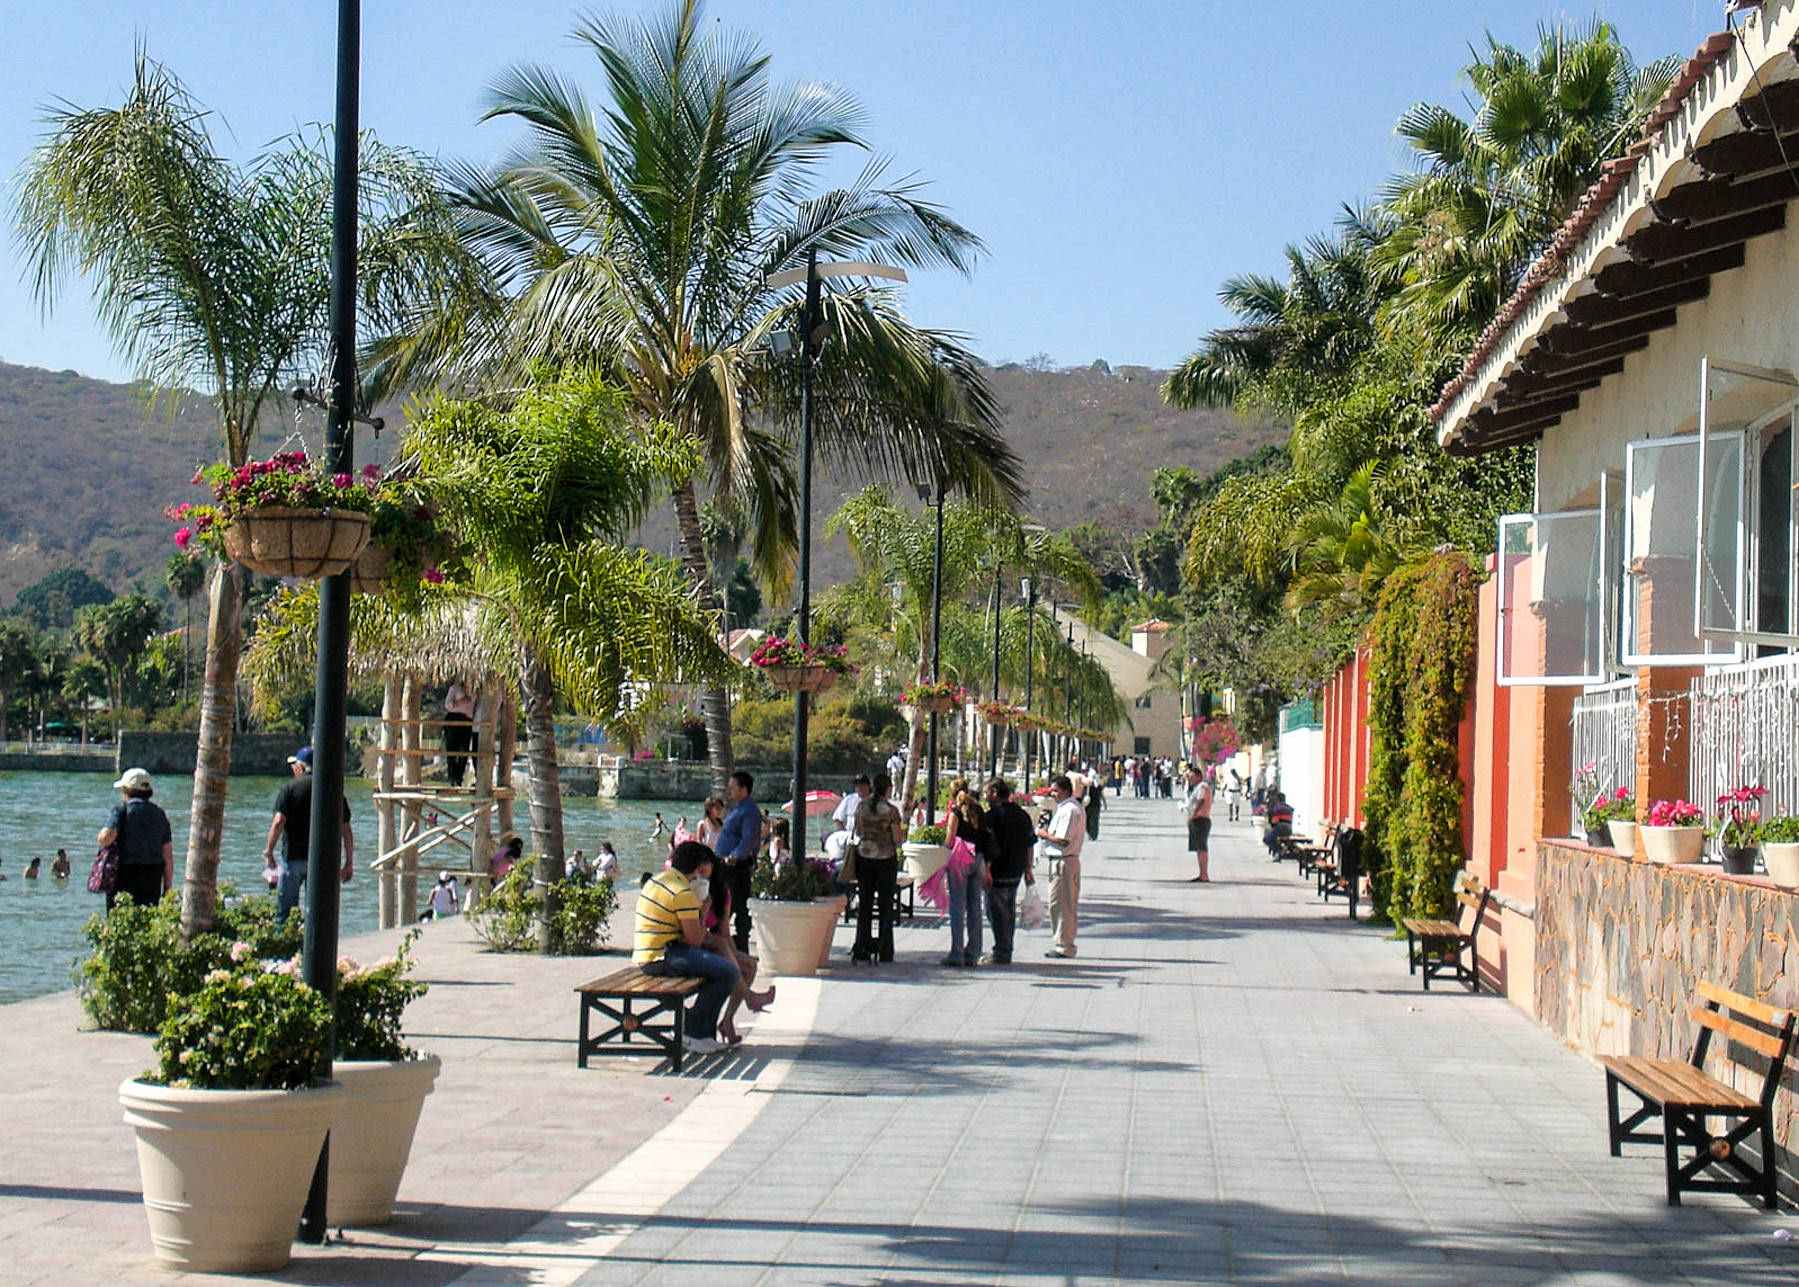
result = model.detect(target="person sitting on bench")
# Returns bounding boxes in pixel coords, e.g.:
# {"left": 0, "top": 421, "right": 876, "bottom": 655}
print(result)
{"left": 1262, "top": 791, "right": 1293, "bottom": 858}
{"left": 634, "top": 840, "right": 740, "bottom": 1054}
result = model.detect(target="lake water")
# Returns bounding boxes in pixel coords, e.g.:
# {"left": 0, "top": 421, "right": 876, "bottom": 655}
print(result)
{"left": 0, "top": 770, "right": 690, "bottom": 1005}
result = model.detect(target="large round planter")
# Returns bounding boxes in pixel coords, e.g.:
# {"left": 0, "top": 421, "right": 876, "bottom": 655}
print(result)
{"left": 763, "top": 665, "right": 838, "bottom": 696}
{"left": 902, "top": 841, "right": 950, "bottom": 885}
{"left": 750, "top": 897, "right": 842, "bottom": 976}
{"left": 1608, "top": 820, "right": 1638, "bottom": 858}
{"left": 814, "top": 895, "right": 847, "bottom": 969}
{"left": 223, "top": 507, "right": 371, "bottom": 579}
{"left": 118, "top": 1077, "right": 346, "bottom": 1273}
{"left": 1641, "top": 825, "right": 1705, "bottom": 864}
{"left": 1720, "top": 845, "right": 1759, "bottom": 877}
{"left": 1762, "top": 842, "right": 1799, "bottom": 888}
{"left": 326, "top": 1055, "right": 442, "bottom": 1227}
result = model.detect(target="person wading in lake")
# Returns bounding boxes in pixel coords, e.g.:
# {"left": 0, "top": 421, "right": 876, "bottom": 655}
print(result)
{"left": 98, "top": 767, "right": 173, "bottom": 912}
{"left": 263, "top": 746, "right": 354, "bottom": 922}
{"left": 50, "top": 849, "right": 71, "bottom": 880}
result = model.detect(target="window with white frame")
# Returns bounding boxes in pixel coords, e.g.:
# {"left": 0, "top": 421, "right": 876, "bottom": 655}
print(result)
{"left": 1495, "top": 499, "right": 1612, "bottom": 686}
{"left": 1622, "top": 431, "right": 1743, "bottom": 665}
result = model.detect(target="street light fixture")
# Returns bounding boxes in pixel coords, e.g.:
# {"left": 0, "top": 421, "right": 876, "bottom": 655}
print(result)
{"left": 773, "top": 253, "right": 907, "bottom": 862}
{"left": 1020, "top": 575, "right": 1036, "bottom": 788}
{"left": 912, "top": 475, "right": 945, "bottom": 815}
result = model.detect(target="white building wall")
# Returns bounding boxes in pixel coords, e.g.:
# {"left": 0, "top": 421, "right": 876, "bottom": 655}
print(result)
{"left": 1276, "top": 725, "right": 1325, "bottom": 834}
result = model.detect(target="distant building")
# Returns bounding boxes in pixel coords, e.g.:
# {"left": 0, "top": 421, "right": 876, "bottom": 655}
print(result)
{"left": 1055, "top": 615, "right": 1184, "bottom": 759}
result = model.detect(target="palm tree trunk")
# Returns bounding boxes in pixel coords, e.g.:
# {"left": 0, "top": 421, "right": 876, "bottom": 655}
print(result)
{"left": 179, "top": 562, "right": 244, "bottom": 938}
{"left": 670, "top": 479, "right": 733, "bottom": 791}
{"left": 521, "top": 646, "right": 565, "bottom": 862}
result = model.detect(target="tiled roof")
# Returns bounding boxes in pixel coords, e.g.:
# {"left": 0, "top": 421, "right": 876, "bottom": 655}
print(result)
{"left": 1428, "top": 31, "right": 1738, "bottom": 426}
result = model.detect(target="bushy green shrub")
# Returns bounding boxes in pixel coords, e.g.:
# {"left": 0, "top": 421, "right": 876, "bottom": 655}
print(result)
{"left": 334, "top": 931, "right": 428, "bottom": 1061}
{"left": 76, "top": 889, "right": 304, "bottom": 1033}
{"left": 551, "top": 875, "right": 618, "bottom": 955}
{"left": 467, "top": 863, "right": 537, "bottom": 952}
{"left": 728, "top": 695, "right": 887, "bottom": 772}
{"left": 468, "top": 862, "right": 616, "bottom": 955}
{"left": 151, "top": 955, "right": 332, "bottom": 1090}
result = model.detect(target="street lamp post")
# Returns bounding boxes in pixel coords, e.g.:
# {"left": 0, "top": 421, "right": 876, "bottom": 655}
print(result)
{"left": 299, "top": 0, "right": 362, "bottom": 1243}
{"left": 1062, "top": 622, "right": 1075, "bottom": 771}
{"left": 1020, "top": 576, "right": 1036, "bottom": 788}
{"left": 915, "top": 477, "right": 946, "bottom": 816}
{"left": 986, "top": 563, "right": 1002, "bottom": 780}
{"left": 765, "top": 255, "right": 906, "bottom": 860}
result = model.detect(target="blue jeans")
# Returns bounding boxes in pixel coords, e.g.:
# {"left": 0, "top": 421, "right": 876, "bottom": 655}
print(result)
{"left": 659, "top": 943, "right": 740, "bottom": 1041}
{"left": 277, "top": 858, "right": 307, "bottom": 922}
{"left": 947, "top": 860, "right": 985, "bottom": 962}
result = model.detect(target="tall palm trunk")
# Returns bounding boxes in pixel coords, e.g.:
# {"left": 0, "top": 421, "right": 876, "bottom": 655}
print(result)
{"left": 521, "top": 646, "right": 565, "bottom": 862}
{"left": 180, "top": 562, "right": 244, "bottom": 937}
{"left": 670, "top": 479, "right": 733, "bottom": 791}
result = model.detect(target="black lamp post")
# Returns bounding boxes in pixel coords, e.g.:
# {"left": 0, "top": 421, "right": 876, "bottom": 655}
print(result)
{"left": 986, "top": 563, "right": 1002, "bottom": 780}
{"left": 763, "top": 254, "right": 906, "bottom": 858}
{"left": 1062, "top": 621, "right": 1075, "bottom": 771}
{"left": 299, "top": 0, "right": 361, "bottom": 1243}
{"left": 1021, "top": 576, "right": 1036, "bottom": 788}
{"left": 915, "top": 477, "right": 945, "bottom": 815}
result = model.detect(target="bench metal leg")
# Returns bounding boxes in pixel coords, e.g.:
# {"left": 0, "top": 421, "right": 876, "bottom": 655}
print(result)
{"left": 577, "top": 992, "right": 689, "bottom": 1071}
{"left": 1664, "top": 1111, "right": 1683, "bottom": 1206}
{"left": 1405, "top": 931, "right": 1417, "bottom": 976}
{"left": 1605, "top": 1072, "right": 1622, "bottom": 1156}
{"left": 578, "top": 991, "right": 592, "bottom": 1069}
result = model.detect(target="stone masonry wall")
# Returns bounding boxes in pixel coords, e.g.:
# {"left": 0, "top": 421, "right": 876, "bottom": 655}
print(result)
{"left": 1535, "top": 840, "right": 1798, "bottom": 1195}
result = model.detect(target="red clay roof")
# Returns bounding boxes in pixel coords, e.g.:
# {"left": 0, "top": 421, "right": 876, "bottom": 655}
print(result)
{"left": 1429, "top": 31, "right": 1738, "bottom": 428}
{"left": 1134, "top": 619, "right": 1173, "bottom": 633}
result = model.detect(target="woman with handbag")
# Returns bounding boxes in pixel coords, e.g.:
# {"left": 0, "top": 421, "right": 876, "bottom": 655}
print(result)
{"left": 850, "top": 773, "right": 905, "bottom": 964}
{"left": 939, "top": 788, "right": 990, "bottom": 967}
{"left": 96, "top": 767, "right": 173, "bottom": 912}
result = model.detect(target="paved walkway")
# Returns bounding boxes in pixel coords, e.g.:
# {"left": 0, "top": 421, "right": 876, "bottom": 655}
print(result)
{"left": 4, "top": 797, "right": 1796, "bottom": 1284}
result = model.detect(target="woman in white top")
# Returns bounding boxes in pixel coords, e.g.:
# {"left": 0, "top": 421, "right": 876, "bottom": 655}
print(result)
{"left": 695, "top": 796, "right": 726, "bottom": 852}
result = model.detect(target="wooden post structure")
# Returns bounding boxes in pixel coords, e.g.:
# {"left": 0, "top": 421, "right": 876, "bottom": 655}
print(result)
{"left": 376, "top": 676, "right": 401, "bottom": 928}
{"left": 470, "top": 682, "right": 499, "bottom": 906}
{"left": 496, "top": 689, "right": 518, "bottom": 838}
{"left": 399, "top": 676, "right": 422, "bottom": 922}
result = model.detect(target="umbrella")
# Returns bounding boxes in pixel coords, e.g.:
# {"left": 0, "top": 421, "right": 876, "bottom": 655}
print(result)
{"left": 782, "top": 789, "right": 842, "bottom": 817}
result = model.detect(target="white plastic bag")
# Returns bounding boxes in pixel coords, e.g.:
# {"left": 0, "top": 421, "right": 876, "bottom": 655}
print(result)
{"left": 1019, "top": 883, "right": 1046, "bottom": 930}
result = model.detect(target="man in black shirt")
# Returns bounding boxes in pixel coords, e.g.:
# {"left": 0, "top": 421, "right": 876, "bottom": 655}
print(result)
{"left": 981, "top": 779, "right": 1036, "bottom": 965}
{"left": 263, "top": 746, "right": 353, "bottom": 922}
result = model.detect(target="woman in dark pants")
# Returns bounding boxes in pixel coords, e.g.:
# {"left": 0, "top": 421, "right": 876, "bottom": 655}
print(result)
{"left": 851, "top": 773, "right": 905, "bottom": 963}
{"left": 98, "top": 767, "right": 174, "bottom": 911}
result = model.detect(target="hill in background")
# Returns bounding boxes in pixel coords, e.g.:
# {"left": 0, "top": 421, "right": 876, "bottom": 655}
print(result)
{"left": 0, "top": 358, "right": 1278, "bottom": 607}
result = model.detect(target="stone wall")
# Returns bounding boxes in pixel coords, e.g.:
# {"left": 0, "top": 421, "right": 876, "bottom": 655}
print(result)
{"left": 597, "top": 760, "right": 863, "bottom": 802}
{"left": 1535, "top": 840, "right": 1797, "bottom": 1196}
{"left": 115, "top": 732, "right": 350, "bottom": 778}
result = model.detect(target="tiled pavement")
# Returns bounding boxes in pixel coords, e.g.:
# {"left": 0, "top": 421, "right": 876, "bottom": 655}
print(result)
{"left": 6, "top": 798, "right": 1797, "bottom": 1284}
{"left": 566, "top": 799, "right": 1797, "bottom": 1285}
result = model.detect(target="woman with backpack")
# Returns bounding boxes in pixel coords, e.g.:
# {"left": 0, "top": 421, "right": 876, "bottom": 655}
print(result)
{"left": 95, "top": 767, "right": 173, "bottom": 912}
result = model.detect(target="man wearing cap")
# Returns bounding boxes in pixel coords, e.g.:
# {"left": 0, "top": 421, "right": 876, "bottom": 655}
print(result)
{"left": 264, "top": 746, "right": 354, "bottom": 922}
{"left": 98, "top": 767, "right": 173, "bottom": 912}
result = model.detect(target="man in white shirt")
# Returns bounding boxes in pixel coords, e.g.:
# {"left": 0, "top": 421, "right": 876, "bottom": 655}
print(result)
{"left": 831, "top": 774, "right": 872, "bottom": 843}
{"left": 885, "top": 748, "right": 906, "bottom": 786}
{"left": 1033, "top": 774, "right": 1087, "bottom": 958}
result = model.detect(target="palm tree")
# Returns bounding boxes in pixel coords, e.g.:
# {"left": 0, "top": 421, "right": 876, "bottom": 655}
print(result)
{"left": 14, "top": 53, "right": 475, "bottom": 935}
{"left": 1373, "top": 23, "right": 1678, "bottom": 343}
{"left": 0, "top": 618, "right": 35, "bottom": 744}
{"left": 164, "top": 552, "right": 207, "bottom": 702}
{"left": 370, "top": 0, "right": 1025, "bottom": 788}
{"left": 72, "top": 594, "right": 163, "bottom": 726}
{"left": 1284, "top": 462, "right": 1411, "bottom": 619}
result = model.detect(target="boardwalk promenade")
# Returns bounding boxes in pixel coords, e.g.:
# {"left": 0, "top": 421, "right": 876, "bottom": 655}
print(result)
{"left": 2, "top": 798, "right": 1793, "bottom": 1283}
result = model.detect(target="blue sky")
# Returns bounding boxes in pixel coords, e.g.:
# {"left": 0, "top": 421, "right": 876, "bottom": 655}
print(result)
{"left": 0, "top": 2, "right": 1723, "bottom": 384}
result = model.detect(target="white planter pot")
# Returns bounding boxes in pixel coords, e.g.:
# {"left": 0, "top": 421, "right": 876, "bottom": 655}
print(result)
{"left": 1763, "top": 842, "right": 1799, "bottom": 888}
{"left": 1641, "top": 825, "right": 1705, "bottom": 864}
{"left": 327, "top": 1055, "right": 442, "bottom": 1227}
{"left": 1608, "top": 820, "right": 1638, "bottom": 858}
{"left": 902, "top": 842, "right": 949, "bottom": 885}
{"left": 119, "top": 1077, "right": 346, "bottom": 1272}
{"left": 751, "top": 897, "right": 843, "bottom": 977}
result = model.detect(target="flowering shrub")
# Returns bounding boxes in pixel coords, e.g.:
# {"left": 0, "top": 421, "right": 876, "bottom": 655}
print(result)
{"left": 748, "top": 636, "right": 854, "bottom": 674}
{"left": 749, "top": 855, "right": 837, "bottom": 901}
{"left": 150, "top": 956, "right": 332, "bottom": 1090}
{"left": 467, "top": 861, "right": 616, "bottom": 954}
{"left": 900, "top": 680, "right": 970, "bottom": 707}
{"left": 334, "top": 930, "right": 429, "bottom": 1062}
{"left": 1191, "top": 717, "right": 1240, "bottom": 765}
{"left": 1716, "top": 784, "right": 1768, "bottom": 850}
{"left": 1646, "top": 798, "right": 1705, "bottom": 828}
{"left": 1581, "top": 784, "right": 1635, "bottom": 833}
{"left": 169, "top": 452, "right": 382, "bottom": 556}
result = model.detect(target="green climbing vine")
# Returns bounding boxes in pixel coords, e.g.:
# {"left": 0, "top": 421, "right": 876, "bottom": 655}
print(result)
{"left": 1361, "top": 550, "right": 1480, "bottom": 922}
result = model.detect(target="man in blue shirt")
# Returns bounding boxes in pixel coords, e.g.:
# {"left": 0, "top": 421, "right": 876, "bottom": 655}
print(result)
{"left": 714, "top": 770, "right": 763, "bottom": 950}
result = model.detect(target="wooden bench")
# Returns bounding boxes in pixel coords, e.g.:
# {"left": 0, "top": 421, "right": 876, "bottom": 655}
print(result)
{"left": 1315, "top": 827, "right": 1364, "bottom": 920}
{"left": 575, "top": 966, "right": 703, "bottom": 1072}
{"left": 1401, "top": 872, "right": 1491, "bottom": 992}
{"left": 1603, "top": 981, "right": 1794, "bottom": 1208}
{"left": 841, "top": 872, "right": 916, "bottom": 923}
{"left": 1296, "top": 823, "right": 1339, "bottom": 878}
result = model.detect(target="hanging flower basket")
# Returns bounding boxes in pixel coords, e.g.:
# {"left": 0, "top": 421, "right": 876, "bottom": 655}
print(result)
{"left": 222, "top": 507, "right": 371, "bottom": 579}
{"left": 350, "top": 542, "right": 396, "bottom": 595}
{"left": 900, "top": 681, "right": 969, "bottom": 717}
{"left": 977, "top": 701, "right": 1020, "bottom": 727}
{"left": 765, "top": 664, "right": 839, "bottom": 695}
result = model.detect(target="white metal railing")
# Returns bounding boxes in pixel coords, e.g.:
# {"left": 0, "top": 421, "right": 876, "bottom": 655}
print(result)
{"left": 1570, "top": 679, "right": 1637, "bottom": 830}
{"left": 1689, "top": 653, "right": 1799, "bottom": 821}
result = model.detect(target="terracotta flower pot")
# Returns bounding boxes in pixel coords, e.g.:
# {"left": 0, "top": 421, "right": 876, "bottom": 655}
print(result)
{"left": 750, "top": 897, "right": 844, "bottom": 976}
{"left": 763, "top": 664, "right": 838, "bottom": 695}
{"left": 1762, "top": 842, "right": 1799, "bottom": 887}
{"left": 326, "top": 1055, "right": 442, "bottom": 1226}
{"left": 222, "top": 506, "right": 370, "bottom": 579}
{"left": 1641, "top": 825, "right": 1705, "bottom": 864}
{"left": 119, "top": 1077, "right": 346, "bottom": 1272}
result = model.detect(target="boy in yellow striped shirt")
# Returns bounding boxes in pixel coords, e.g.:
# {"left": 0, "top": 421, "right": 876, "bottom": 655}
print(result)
{"left": 634, "top": 841, "right": 739, "bottom": 1053}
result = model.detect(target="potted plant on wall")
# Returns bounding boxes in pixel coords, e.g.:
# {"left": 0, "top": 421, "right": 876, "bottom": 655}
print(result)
{"left": 326, "top": 932, "right": 441, "bottom": 1227}
{"left": 118, "top": 948, "right": 341, "bottom": 1272}
{"left": 1641, "top": 798, "right": 1707, "bottom": 864}
{"left": 169, "top": 450, "right": 375, "bottom": 579}
{"left": 1714, "top": 785, "right": 1767, "bottom": 877}
{"left": 1580, "top": 785, "right": 1635, "bottom": 853}
{"left": 1759, "top": 815, "right": 1799, "bottom": 887}
{"left": 749, "top": 856, "right": 844, "bottom": 976}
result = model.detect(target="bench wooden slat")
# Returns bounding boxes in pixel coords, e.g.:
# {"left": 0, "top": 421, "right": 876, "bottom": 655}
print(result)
{"left": 1695, "top": 979, "right": 1787, "bottom": 1027}
{"left": 1601, "top": 1054, "right": 1759, "bottom": 1109}
{"left": 1690, "top": 1004, "right": 1787, "bottom": 1061}
{"left": 1401, "top": 917, "right": 1464, "bottom": 938}
{"left": 576, "top": 967, "right": 703, "bottom": 997}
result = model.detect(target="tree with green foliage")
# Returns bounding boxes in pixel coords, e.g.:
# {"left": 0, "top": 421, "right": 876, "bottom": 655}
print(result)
{"left": 12, "top": 566, "right": 112, "bottom": 630}
{"left": 371, "top": 0, "right": 1025, "bottom": 789}
{"left": 72, "top": 593, "right": 162, "bottom": 724}
{"left": 163, "top": 552, "right": 207, "bottom": 701}
{"left": 0, "top": 618, "right": 36, "bottom": 743}
{"left": 14, "top": 52, "right": 476, "bottom": 936}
